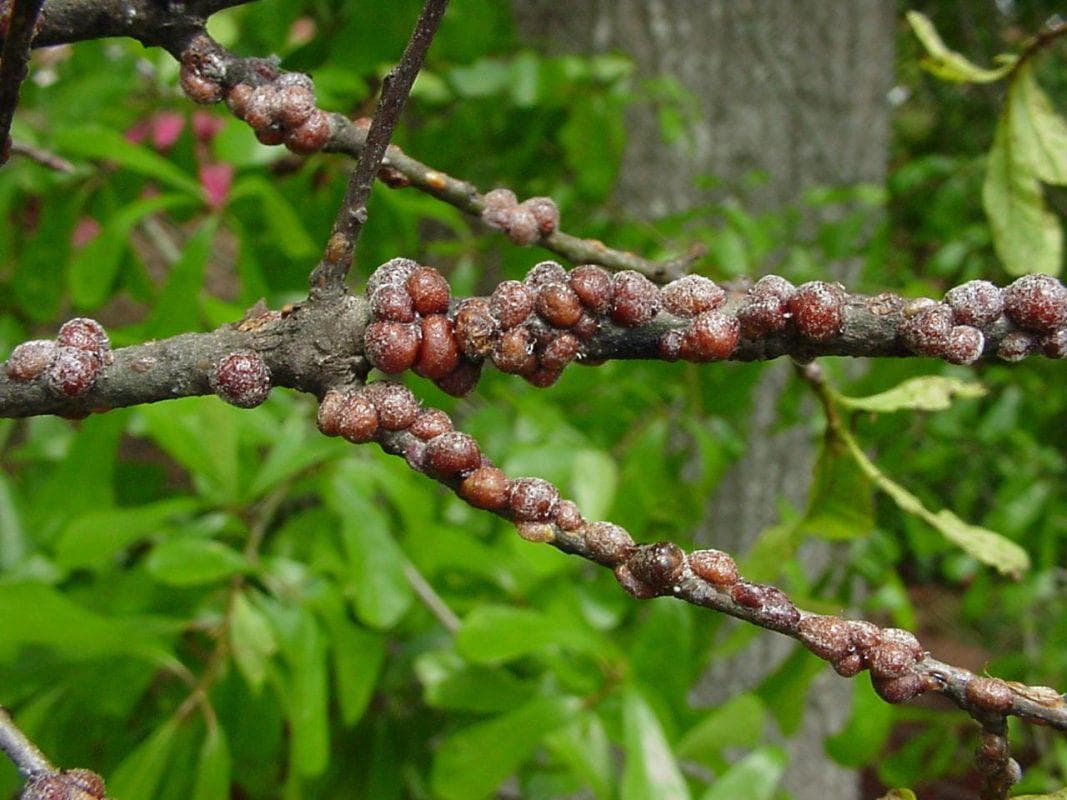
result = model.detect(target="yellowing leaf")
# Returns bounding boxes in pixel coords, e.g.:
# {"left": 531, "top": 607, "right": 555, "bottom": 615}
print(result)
{"left": 906, "top": 11, "right": 1015, "bottom": 83}
{"left": 984, "top": 112, "right": 1063, "bottom": 276}
{"left": 839, "top": 376, "right": 986, "bottom": 414}
{"left": 843, "top": 432, "right": 1029, "bottom": 577}
{"left": 1008, "top": 63, "right": 1067, "bottom": 186}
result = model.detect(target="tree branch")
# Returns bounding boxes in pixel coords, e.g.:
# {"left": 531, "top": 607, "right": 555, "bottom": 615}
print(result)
{"left": 0, "top": 0, "right": 45, "bottom": 165}
{"left": 313, "top": 381, "right": 1066, "bottom": 774}
{"left": 0, "top": 707, "right": 52, "bottom": 777}
{"left": 309, "top": 0, "right": 449, "bottom": 299}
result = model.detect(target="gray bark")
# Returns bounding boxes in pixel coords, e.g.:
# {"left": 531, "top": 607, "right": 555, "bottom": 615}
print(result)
{"left": 515, "top": 3, "right": 894, "bottom": 799}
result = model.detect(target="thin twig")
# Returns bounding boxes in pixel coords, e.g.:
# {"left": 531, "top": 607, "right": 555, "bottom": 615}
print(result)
{"left": 403, "top": 561, "right": 461, "bottom": 634}
{"left": 0, "top": 707, "right": 53, "bottom": 777}
{"left": 309, "top": 0, "right": 449, "bottom": 299}
{"left": 0, "top": 0, "right": 45, "bottom": 165}
{"left": 8, "top": 139, "right": 75, "bottom": 172}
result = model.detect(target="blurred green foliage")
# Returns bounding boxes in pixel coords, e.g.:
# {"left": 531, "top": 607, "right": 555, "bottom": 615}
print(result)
{"left": 0, "top": 1, "right": 1064, "bottom": 798}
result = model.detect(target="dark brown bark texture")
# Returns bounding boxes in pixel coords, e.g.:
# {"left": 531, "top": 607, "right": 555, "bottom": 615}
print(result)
{"left": 514, "top": 3, "right": 894, "bottom": 798}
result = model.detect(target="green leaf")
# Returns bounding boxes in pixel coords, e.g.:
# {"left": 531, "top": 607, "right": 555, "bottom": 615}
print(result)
{"left": 142, "top": 217, "right": 219, "bottom": 338}
{"left": 984, "top": 112, "right": 1063, "bottom": 277}
{"left": 677, "top": 694, "right": 767, "bottom": 763}
{"left": 799, "top": 433, "right": 873, "bottom": 541}
{"left": 53, "top": 125, "right": 201, "bottom": 194}
{"left": 0, "top": 582, "right": 165, "bottom": 662}
{"left": 876, "top": 791, "right": 918, "bottom": 800}
{"left": 229, "top": 591, "right": 277, "bottom": 691}
{"left": 431, "top": 695, "right": 580, "bottom": 800}
{"left": 229, "top": 176, "right": 318, "bottom": 260}
{"left": 68, "top": 194, "right": 195, "bottom": 308}
{"left": 416, "top": 650, "right": 535, "bottom": 713}
{"left": 621, "top": 688, "right": 690, "bottom": 800}
{"left": 699, "top": 747, "right": 787, "bottom": 800}
{"left": 274, "top": 606, "right": 330, "bottom": 778}
{"left": 569, "top": 449, "right": 618, "bottom": 522}
{"left": 246, "top": 410, "right": 338, "bottom": 500}
{"left": 838, "top": 376, "right": 987, "bottom": 414}
{"left": 1008, "top": 63, "right": 1067, "bottom": 185}
{"left": 1014, "top": 790, "right": 1067, "bottom": 799}
{"left": 756, "top": 647, "right": 825, "bottom": 736}
{"left": 543, "top": 712, "right": 614, "bottom": 800}
{"left": 455, "top": 604, "right": 602, "bottom": 665}
{"left": 191, "top": 725, "right": 231, "bottom": 800}
{"left": 825, "top": 679, "right": 894, "bottom": 767}
{"left": 330, "top": 622, "right": 386, "bottom": 726}
{"left": 906, "top": 11, "right": 1014, "bottom": 83}
{"left": 338, "top": 504, "right": 412, "bottom": 628}
{"left": 0, "top": 473, "right": 25, "bottom": 569}
{"left": 139, "top": 399, "right": 240, "bottom": 504}
{"left": 54, "top": 498, "right": 200, "bottom": 570}
{"left": 146, "top": 537, "right": 250, "bottom": 586}
{"left": 107, "top": 717, "right": 181, "bottom": 800}
{"left": 842, "top": 429, "right": 1030, "bottom": 577}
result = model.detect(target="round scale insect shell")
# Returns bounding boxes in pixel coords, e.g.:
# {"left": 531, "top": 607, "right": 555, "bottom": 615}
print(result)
{"left": 490, "top": 280, "right": 535, "bottom": 329}
{"left": 1003, "top": 274, "right": 1067, "bottom": 333}
{"left": 523, "top": 196, "right": 560, "bottom": 236}
{"left": 867, "top": 642, "right": 917, "bottom": 680}
{"left": 409, "top": 408, "right": 454, "bottom": 440}
{"left": 872, "top": 673, "right": 924, "bottom": 704}
{"left": 508, "top": 477, "right": 560, "bottom": 522}
{"left": 661, "top": 275, "right": 725, "bottom": 317}
{"left": 788, "top": 281, "right": 846, "bottom": 341}
{"left": 210, "top": 352, "right": 271, "bottom": 408}
{"left": 424, "top": 431, "right": 482, "bottom": 479}
{"left": 536, "top": 282, "right": 584, "bottom": 329}
{"left": 505, "top": 207, "right": 539, "bottom": 245}
{"left": 458, "top": 466, "right": 511, "bottom": 510}
{"left": 365, "top": 382, "right": 419, "bottom": 430}
{"left": 370, "top": 283, "right": 416, "bottom": 323}
{"left": 284, "top": 109, "right": 332, "bottom": 154}
{"left": 610, "top": 270, "right": 661, "bottom": 327}
{"left": 627, "top": 542, "right": 684, "bottom": 588}
{"left": 366, "top": 258, "right": 419, "bottom": 297}
{"left": 943, "top": 280, "right": 1004, "bottom": 327}
{"left": 585, "top": 521, "right": 634, "bottom": 566}
{"left": 540, "top": 332, "right": 581, "bottom": 371}
{"left": 797, "top": 615, "right": 852, "bottom": 662}
{"left": 750, "top": 274, "right": 796, "bottom": 301}
{"left": 688, "top": 549, "right": 738, "bottom": 587}
{"left": 453, "top": 298, "right": 498, "bottom": 359}
{"left": 364, "top": 320, "right": 420, "bottom": 374}
{"left": 492, "top": 327, "right": 537, "bottom": 375}
{"left": 568, "top": 265, "right": 614, "bottom": 314}
{"left": 525, "top": 261, "right": 567, "bottom": 289}
{"left": 435, "top": 359, "right": 483, "bottom": 397}
{"left": 965, "top": 676, "right": 1014, "bottom": 713}
{"left": 943, "top": 325, "right": 985, "bottom": 365}
{"left": 275, "top": 84, "right": 317, "bottom": 129}
{"left": 337, "top": 392, "right": 379, "bottom": 443}
{"left": 737, "top": 294, "right": 788, "bottom": 339}
{"left": 406, "top": 266, "right": 451, "bottom": 315}
{"left": 57, "top": 317, "right": 110, "bottom": 357}
{"left": 680, "top": 311, "right": 740, "bottom": 361}
{"left": 5, "top": 339, "right": 57, "bottom": 381}
{"left": 554, "top": 500, "right": 584, "bottom": 531}
{"left": 415, "top": 315, "right": 461, "bottom": 380}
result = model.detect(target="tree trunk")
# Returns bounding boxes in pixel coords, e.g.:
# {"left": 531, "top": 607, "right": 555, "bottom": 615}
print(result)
{"left": 515, "top": 3, "right": 893, "bottom": 798}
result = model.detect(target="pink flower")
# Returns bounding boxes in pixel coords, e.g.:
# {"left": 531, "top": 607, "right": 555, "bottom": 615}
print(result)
{"left": 151, "top": 112, "right": 185, "bottom": 151}
{"left": 192, "top": 111, "right": 224, "bottom": 143}
{"left": 71, "top": 216, "right": 102, "bottom": 249}
{"left": 199, "top": 162, "right": 234, "bottom": 210}
{"left": 125, "top": 119, "right": 151, "bottom": 144}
